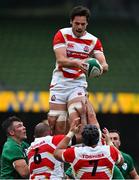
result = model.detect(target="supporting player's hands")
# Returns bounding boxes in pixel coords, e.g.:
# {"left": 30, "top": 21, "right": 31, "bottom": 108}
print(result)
{"left": 69, "top": 118, "right": 81, "bottom": 135}
{"left": 102, "top": 127, "right": 113, "bottom": 146}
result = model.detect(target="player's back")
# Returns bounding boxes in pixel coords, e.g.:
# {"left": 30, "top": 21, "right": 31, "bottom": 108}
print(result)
{"left": 28, "top": 136, "right": 64, "bottom": 179}
{"left": 65, "top": 145, "right": 120, "bottom": 179}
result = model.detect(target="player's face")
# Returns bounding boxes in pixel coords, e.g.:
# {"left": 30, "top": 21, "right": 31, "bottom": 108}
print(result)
{"left": 71, "top": 16, "right": 88, "bottom": 38}
{"left": 11, "top": 121, "right": 27, "bottom": 141}
{"left": 109, "top": 132, "right": 121, "bottom": 149}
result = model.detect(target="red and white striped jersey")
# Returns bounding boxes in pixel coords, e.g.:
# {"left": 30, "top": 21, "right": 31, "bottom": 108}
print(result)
{"left": 27, "top": 135, "right": 65, "bottom": 179}
{"left": 50, "top": 27, "right": 103, "bottom": 89}
{"left": 62, "top": 145, "right": 122, "bottom": 179}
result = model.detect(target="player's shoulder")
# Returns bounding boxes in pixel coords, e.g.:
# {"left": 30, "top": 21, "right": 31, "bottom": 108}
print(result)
{"left": 121, "top": 151, "right": 133, "bottom": 160}
{"left": 52, "top": 135, "right": 65, "bottom": 145}
{"left": 30, "top": 136, "right": 52, "bottom": 147}
{"left": 59, "top": 27, "right": 72, "bottom": 34}
{"left": 4, "top": 137, "right": 20, "bottom": 149}
{"left": 84, "top": 31, "right": 98, "bottom": 41}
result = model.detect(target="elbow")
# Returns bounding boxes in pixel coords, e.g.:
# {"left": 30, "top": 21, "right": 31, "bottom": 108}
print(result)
{"left": 57, "top": 57, "right": 67, "bottom": 66}
{"left": 20, "top": 166, "right": 29, "bottom": 178}
{"left": 20, "top": 170, "right": 29, "bottom": 178}
{"left": 57, "top": 59, "right": 63, "bottom": 66}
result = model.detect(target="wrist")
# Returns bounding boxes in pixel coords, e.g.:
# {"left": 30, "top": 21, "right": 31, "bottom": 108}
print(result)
{"left": 107, "top": 141, "right": 114, "bottom": 146}
{"left": 66, "top": 131, "right": 75, "bottom": 138}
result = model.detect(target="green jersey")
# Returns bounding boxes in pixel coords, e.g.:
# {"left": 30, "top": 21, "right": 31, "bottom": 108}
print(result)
{"left": 65, "top": 165, "right": 74, "bottom": 179}
{"left": 1, "top": 137, "right": 29, "bottom": 179}
{"left": 119, "top": 151, "right": 134, "bottom": 179}
{"left": 113, "top": 165, "right": 124, "bottom": 179}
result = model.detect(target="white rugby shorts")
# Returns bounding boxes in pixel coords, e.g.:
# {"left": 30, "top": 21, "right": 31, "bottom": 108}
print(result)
{"left": 49, "top": 86, "right": 87, "bottom": 104}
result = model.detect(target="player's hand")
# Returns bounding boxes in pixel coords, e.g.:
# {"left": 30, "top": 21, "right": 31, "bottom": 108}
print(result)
{"left": 102, "top": 127, "right": 113, "bottom": 145}
{"left": 75, "top": 60, "right": 88, "bottom": 73}
{"left": 70, "top": 118, "right": 81, "bottom": 134}
{"left": 80, "top": 62, "right": 88, "bottom": 74}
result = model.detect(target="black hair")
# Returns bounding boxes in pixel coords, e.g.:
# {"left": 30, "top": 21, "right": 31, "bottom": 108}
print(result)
{"left": 82, "top": 124, "right": 99, "bottom": 146}
{"left": 2, "top": 116, "right": 22, "bottom": 136}
{"left": 109, "top": 129, "right": 120, "bottom": 136}
{"left": 70, "top": 6, "right": 91, "bottom": 23}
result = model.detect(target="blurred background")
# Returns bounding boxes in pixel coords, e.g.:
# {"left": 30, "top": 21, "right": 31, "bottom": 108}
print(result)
{"left": 0, "top": 0, "right": 139, "bottom": 171}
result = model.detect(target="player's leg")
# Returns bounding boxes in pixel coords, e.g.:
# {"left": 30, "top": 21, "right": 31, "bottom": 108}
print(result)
{"left": 65, "top": 118, "right": 70, "bottom": 134}
{"left": 48, "top": 103, "right": 67, "bottom": 135}
{"left": 67, "top": 87, "right": 87, "bottom": 127}
{"left": 48, "top": 90, "right": 67, "bottom": 135}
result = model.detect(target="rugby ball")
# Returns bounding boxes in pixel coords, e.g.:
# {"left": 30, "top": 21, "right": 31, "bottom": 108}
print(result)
{"left": 85, "top": 58, "right": 103, "bottom": 77}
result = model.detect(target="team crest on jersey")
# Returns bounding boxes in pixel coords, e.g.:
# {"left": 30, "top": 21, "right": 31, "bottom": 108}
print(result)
{"left": 67, "top": 43, "right": 74, "bottom": 49}
{"left": 51, "top": 95, "right": 56, "bottom": 101}
{"left": 122, "top": 163, "right": 127, "bottom": 170}
{"left": 84, "top": 46, "right": 89, "bottom": 52}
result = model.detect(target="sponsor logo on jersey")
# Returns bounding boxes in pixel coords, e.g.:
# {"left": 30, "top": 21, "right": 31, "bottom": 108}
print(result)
{"left": 67, "top": 51, "right": 88, "bottom": 59}
{"left": 122, "top": 162, "right": 128, "bottom": 170}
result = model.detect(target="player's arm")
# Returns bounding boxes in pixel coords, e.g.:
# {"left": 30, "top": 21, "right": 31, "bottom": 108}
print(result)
{"left": 86, "top": 97, "right": 100, "bottom": 128}
{"left": 54, "top": 47, "right": 82, "bottom": 68}
{"left": 127, "top": 154, "right": 139, "bottom": 179}
{"left": 129, "top": 168, "right": 139, "bottom": 179}
{"left": 113, "top": 146, "right": 124, "bottom": 167}
{"left": 94, "top": 53, "right": 108, "bottom": 73}
{"left": 53, "top": 30, "right": 87, "bottom": 72}
{"left": 54, "top": 120, "right": 81, "bottom": 161}
{"left": 90, "top": 38, "right": 108, "bottom": 73}
{"left": 54, "top": 47, "right": 88, "bottom": 72}
{"left": 102, "top": 128, "right": 124, "bottom": 166}
{"left": 13, "top": 159, "right": 29, "bottom": 178}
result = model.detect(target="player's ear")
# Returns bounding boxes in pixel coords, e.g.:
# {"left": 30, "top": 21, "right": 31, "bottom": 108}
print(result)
{"left": 9, "top": 129, "right": 14, "bottom": 136}
{"left": 70, "top": 20, "right": 72, "bottom": 25}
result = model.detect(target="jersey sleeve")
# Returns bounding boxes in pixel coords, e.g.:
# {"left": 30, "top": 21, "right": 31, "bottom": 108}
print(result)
{"left": 110, "top": 146, "right": 122, "bottom": 164}
{"left": 53, "top": 30, "right": 66, "bottom": 50}
{"left": 93, "top": 39, "right": 104, "bottom": 54}
{"left": 62, "top": 147, "right": 75, "bottom": 163}
{"left": 125, "top": 153, "right": 134, "bottom": 172}
{"left": 52, "top": 135, "right": 65, "bottom": 146}
{"left": 4, "top": 145, "right": 25, "bottom": 162}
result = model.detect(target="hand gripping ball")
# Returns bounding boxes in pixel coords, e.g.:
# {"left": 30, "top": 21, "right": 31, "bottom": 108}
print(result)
{"left": 86, "top": 58, "right": 103, "bottom": 77}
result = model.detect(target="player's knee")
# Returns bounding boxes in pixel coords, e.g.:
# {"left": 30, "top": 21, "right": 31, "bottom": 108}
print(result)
{"left": 48, "top": 110, "right": 67, "bottom": 134}
{"left": 48, "top": 110, "right": 67, "bottom": 125}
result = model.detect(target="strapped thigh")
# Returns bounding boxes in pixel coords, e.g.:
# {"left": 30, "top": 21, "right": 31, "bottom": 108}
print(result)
{"left": 48, "top": 110, "right": 67, "bottom": 122}
{"left": 68, "top": 102, "right": 82, "bottom": 115}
